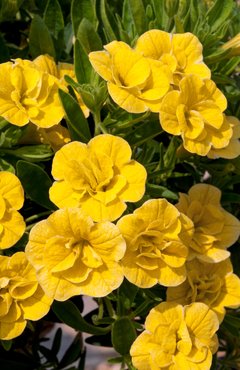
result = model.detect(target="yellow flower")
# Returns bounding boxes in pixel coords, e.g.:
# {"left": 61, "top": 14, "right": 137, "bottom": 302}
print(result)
{"left": 221, "top": 33, "right": 240, "bottom": 56}
{"left": 130, "top": 301, "right": 219, "bottom": 370}
{"left": 159, "top": 75, "right": 230, "bottom": 156}
{"left": 49, "top": 134, "right": 147, "bottom": 222}
{"left": 25, "top": 208, "right": 126, "bottom": 300}
{"left": 0, "top": 252, "right": 52, "bottom": 340}
{"left": 19, "top": 122, "right": 71, "bottom": 152}
{"left": 167, "top": 258, "right": 240, "bottom": 323}
{"left": 0, "top": 171, "right": 26, "bottom": 249}
{"left": 0, "top": 59, "right": 64, "bottom": 128}
{"left": 176, "top": 184, "right": 240, "bottom": 262}
{"left": 208, "top": 115, "right": 240, "bottom": 159}
{"left": 33, "top": 54, "right": 89, "bottom": 118}
{"left": 135, "top": 30, "right": 211, "bottom": 85}
{"left": 117, "top": 199, "right": 192, "bottom": 288}
{"left": 89, "top": 41, "right": 170, "bottom": 113}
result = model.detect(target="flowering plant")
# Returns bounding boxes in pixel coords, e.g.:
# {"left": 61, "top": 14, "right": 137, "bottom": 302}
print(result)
{"left": 0, "top": 1, "right": 240, "bottom": 369}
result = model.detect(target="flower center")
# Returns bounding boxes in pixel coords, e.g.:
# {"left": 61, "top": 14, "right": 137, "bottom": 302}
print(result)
{"left": 188, "top": 273, "right": 222, "bottom": 306}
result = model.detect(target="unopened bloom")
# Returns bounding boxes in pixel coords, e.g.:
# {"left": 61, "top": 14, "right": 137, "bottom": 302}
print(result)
{"left": 25, "top": 208, "right": 126, "bottom": 300}
{"left": 117, "top": 199, "right": 193, "bottom": 288}
{"left": 19, "top": 122, "right": 71, "bottom": 152}
{"left": 130, "top": 301, "right": 219, "bottom": 370}
{"left": 159, "top": 75, "right": 230, "bottom": 156}
{"left": 208, "top": 115, "right": 240, "bottom": 159}
{"left": 135, "top": 30, "right": 211, "bottom": 85}
{"left": 0, "top": 59, "right": 64, "bottom": 128}
{"left": 221, "top": 33, "right": 240, "bottom": 56}
{"left": 49, "top": 134, "right": 147, "bottom": 222}
{"left": 167, "top": 258, "right": 240, "bottom": 322}
{"left": 89, "top": 41, "right": 170, "bottom": 113}
{"left": 33, "top": 54, "right": 89, "bottom": 118}
{"left": 0, "top": 171, "right": 25, "bottom": 249}
{"left": 0, "top": 252, "right": 52, "bottom": 340}
{"left": 176, "top": 184, "right": 240, "bottom": 262}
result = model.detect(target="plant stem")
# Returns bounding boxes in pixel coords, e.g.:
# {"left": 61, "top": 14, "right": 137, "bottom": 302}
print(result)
{"left": 25, "top": 211, "right": 52, "bottom": 224}
{"left": 93, "top": 111, "right": 107, "bottom": 135}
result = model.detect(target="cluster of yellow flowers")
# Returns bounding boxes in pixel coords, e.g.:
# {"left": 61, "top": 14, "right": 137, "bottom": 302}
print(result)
{"left": 0, "top": 28, "right": 240, "bottom": 370}
{"left": 0, "top": 139, "right": 240, "bottom": 367}
{"left": 89, "top": 30, "right": 240, "bottom": 158}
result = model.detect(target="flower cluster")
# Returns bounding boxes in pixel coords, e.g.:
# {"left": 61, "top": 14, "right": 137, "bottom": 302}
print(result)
{"left": 0, "top": 172, "right": 25, "bottom": 249}
{"left": 128, "top": 182, "right": 240, "bottom": 369}
{"left": 90, "top": 30, "right": 240, "bottom": 158}
{"left": 0, "top": 20, "right": 239, "bottom": 370}
{"left": 0, "top": 252, "right": 52, "bottom": 340}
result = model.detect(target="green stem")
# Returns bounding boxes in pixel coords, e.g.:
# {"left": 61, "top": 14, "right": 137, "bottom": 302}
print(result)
{"left": 93, "top": 111, "right": 105, "bottom": 135}
{"left": 104, "top": 297, "right": 116, "bottom": 319}
{"left": 25, "top": 211, "right": 52, "bottom": 224}
{"left": 97, "top": 298, "right": 104, "bottom": 320}
{"left": 114, "top": 111, "right": 150, "bottom": 130}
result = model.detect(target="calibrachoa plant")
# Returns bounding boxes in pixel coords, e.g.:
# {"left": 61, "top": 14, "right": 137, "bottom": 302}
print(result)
{"left": 0, "top": 1, "right": 240, "bottom": 370}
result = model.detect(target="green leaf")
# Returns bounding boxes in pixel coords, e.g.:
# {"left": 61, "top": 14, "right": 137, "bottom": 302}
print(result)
{"left": 146, "top": 183, "right": 178, "bottom": 200}
{"left": 174, "top": 15, "right": 185, "bottom": 33}
{"left": 0, "top": 145, "right": 53, "bottom": 162}
{"left": 29, "top": 15, "right": 56, "bottom": 58}
{"left": 111, "top": 317, "right": 137, "bottom": 355}
{"left": 71, "top": 0, "right": 98, "bottom": 35}
{"left": 224, "top": 314, "right": 240, "bottom": 329}
{"left": 43, "top": 0, "right": 64, "bottom": 39}
{"left": 163, "top": 136, "right": 179, "bottom": 170}
{"left": 59, "top": 89, "right": 91, "bottom": 142}
{"left": 123, "top": 119, "right": 163, "bottom": 146}
{"left": 52, "top": 301, "right": 111, "bottom": 335}
{"left": 51, "top": 327, "right": 62, "bottom": 355}
{"left": 218, "top": 56, "right": 240, "bottom": 76}
{"left": 38, "top": 345, "right": 58, "bottom": 363}
{"left": 100, "top": 0, "right": 118, "bottom": 42}
{"left": 64, "top": 22, "right": 74, "bottom": 54}
{"left": 151, "top": 0, "right": 168, "bottom": 29}
{"left": 1, "top": 340, "right": 12, "bottom": 351}
{"left": 206, "top": 0, "right": 233, "bottom": 32}
{"left": 204, "top": 48, "right": 231, "bottom": 64}
{"left": 0, "top": 158, "right": 15, "bottom": 173}
{"left": 122, "top": 0, "right": 147, "bottom": 37}
{"left": 221, "top": 192, "right": 240, "bottom": 204}
{"left": 74, "top": 39, "right": 93, "bottom": 84}
{"left": 16, "top": 160, "right": 56, "bottom": 210}
{"left": 77, "top": 18, "right": 102, "bottom": 54}
{"left": 58, "top": 334, "right": 84, "bottom": 369}
{"left": 118, "top": 279, "right": 139, "bottom": 310}
{"left": 85, "top": 333, "right": 112, "bottom": 347}
{"left": 164, "top": 0, "right": 179, "bottom": 18}
{"left": 0, "top": 124, "right": 26, "bottom": 148}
